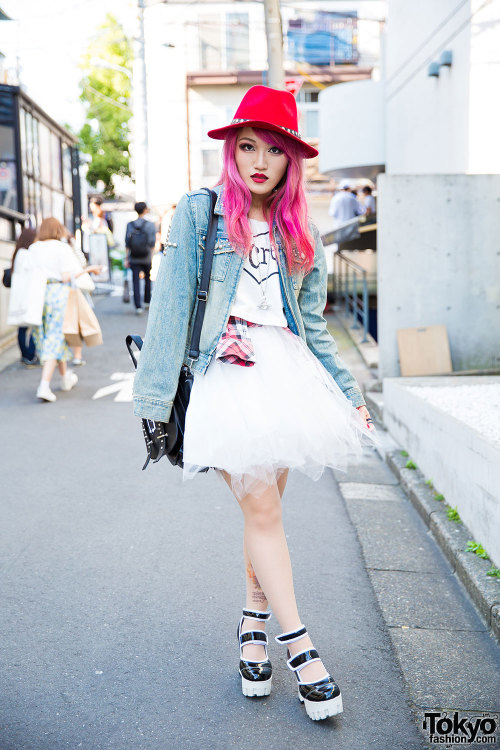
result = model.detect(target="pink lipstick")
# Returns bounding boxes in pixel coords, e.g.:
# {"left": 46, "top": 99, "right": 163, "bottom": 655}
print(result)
{"left": 251, "top": 173, "right": 268, "bottom": 183}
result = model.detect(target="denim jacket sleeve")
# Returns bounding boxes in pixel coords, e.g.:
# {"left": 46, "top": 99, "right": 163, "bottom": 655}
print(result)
{"left": 298, "top": 223, "right": 366, "bottom": 408}
{"left": 132, "top": 194, "right": 197, "bottom": 420}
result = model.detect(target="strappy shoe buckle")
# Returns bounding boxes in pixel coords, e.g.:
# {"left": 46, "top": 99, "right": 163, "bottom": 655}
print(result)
{"left": 237, "top": 609, "right": 272, "bottom": 698}
{"left": 275, "top": 625, "right": 343, "bottom": 721}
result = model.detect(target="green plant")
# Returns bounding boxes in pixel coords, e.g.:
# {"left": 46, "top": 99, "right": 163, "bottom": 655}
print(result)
{"left": 425, "top": 479, "right": 433, "bottom": 488}
{"left": 405, "top": 460, "right": 417, "bottom": 470}
{"left": 434, "top": 493, "right": 445, "bottom": 502}
{"left": 78, "top": 14, "right": 133, "bottom": 196}
{"left": 486, "top": 567, "right": 500, "bottom": 579}
{"left": 465, "top": 541, "right": 490, "bottom": 560}
{"left": 400, "top": 450, "right": 409, "bottom": 457}
{"left": 446, "top": 505, "right": 462, "bottom": 523}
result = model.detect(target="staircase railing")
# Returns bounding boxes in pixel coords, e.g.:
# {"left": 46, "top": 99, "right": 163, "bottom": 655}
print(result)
{"left": 333, "top": 251, "right": 369, "bottom": 343}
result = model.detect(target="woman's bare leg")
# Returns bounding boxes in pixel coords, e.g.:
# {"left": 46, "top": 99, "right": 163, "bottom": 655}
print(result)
{"left": 41, "top": 359, "right": 57, "bottom": 385}
{"left": 238, "top": 470, "right": 289, "bottom": 661}
{"left": 221, "top": 469, "right": 328, "bottom": 683}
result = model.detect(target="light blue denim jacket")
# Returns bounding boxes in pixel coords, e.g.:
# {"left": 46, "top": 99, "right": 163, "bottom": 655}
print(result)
{"left": 133, "top": 185, "right": 365, "bottom": 420}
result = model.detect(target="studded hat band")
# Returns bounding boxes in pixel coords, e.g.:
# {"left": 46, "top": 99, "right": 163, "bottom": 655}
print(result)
{"left": 231, "top": 118, "right": 301, "bottom": 139}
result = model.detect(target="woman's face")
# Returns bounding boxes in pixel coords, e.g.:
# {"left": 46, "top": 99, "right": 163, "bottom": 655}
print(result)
{"left": 234, "top": 127, "right": 288, "bottom": 198}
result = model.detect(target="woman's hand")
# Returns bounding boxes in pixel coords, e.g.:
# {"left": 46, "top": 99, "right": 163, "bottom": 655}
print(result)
{"left": 86, "top": 265, "right": 104, "bottom": 275}
{"left": 357, "top": 405, "right": 375, "bottom": 431}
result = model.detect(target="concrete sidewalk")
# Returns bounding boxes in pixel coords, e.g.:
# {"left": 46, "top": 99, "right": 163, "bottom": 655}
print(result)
{"left": 0, "top": 297, "right": 498, "bottom": 749}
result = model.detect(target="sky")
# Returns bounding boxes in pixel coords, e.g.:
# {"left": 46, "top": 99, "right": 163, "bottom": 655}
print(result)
{"left": 0, "top": 0, "right": 136, "bottom": 130}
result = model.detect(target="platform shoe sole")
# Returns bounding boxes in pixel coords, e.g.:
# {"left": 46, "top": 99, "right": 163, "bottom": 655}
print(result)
{"left": 299, "top": 690, "right": 343, "bottom": 720}
{"left": 241, "top": 675, "right": 272, "bottom": 697}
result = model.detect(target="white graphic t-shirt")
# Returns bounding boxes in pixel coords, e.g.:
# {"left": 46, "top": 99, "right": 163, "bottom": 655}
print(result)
{"left": 230, "top": 219, "right": 287, "bottom": 327}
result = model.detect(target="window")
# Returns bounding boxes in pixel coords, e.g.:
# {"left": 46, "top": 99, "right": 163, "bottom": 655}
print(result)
{"left": 200, "top": 114, "right": 220, "bottom": 142}
{"left": 202, "top": 149, "right": 220, "bottom": 177}
{"left": 52, "top": 191, "right": 65, "bottom": 223}
{"left": 226, "top": 13, "right": 249, "bottom": 70}
{"left": 51, "top": 132, "right": 62, "bottom": 190}
{"left": 41, "top": 185, "right": 52, "bottom": 217}
{"left": 305, "top": 109, "right": 319, "bottom": 138}
{"left": 199, "top": 15, "right": 222, "bottom": 70}
{"left": 298, "top": 89, "right": 319, "bottom": 103}
{"left": 39, "top": 122, "right": 51, "bottom": 185}
{"left": 62, "top": 143, "right": 72, "bottom": 195}
{"left": 0, "top": 124, "right": 17, "bottom": 210}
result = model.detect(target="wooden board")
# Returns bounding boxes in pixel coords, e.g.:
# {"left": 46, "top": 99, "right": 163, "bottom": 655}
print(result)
{"left": 397, "top": 325, "right": 452, "bottom": 376}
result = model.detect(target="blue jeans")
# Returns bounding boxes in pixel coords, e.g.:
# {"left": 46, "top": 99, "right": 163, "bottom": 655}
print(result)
{"left": 131, "top": 263, "right": 151, "bottom": 309}
{"left": 18, "top": 327, "right": 36, "bottom": 361}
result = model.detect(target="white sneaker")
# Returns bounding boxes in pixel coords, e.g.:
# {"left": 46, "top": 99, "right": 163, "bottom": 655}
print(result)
{"left": 36, "top": 382, "right": 56, "bottom": 402}
{"left": 61, "top": 371, "right": 78, "bottom": 391}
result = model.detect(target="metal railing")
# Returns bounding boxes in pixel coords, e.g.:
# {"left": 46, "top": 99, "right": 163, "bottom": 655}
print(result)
{"left": 333, "top": 251, "right": 369, "bottom": 343}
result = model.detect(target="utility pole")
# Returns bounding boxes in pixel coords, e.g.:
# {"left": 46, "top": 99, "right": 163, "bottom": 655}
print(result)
{"left": 133, "top": 0, "right": 149, "bottom": 202}
{"left": 264, "top": 0, "right": 285, "bottom": 90}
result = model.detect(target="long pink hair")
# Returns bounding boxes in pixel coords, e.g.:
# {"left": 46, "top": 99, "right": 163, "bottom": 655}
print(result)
{"left": 217, "top": 128, "right": 315, "bottom": 275}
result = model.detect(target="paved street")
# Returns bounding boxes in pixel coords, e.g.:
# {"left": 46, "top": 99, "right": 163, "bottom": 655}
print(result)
{"left": 0, "top": 293, "right": 493, "bottom": 750}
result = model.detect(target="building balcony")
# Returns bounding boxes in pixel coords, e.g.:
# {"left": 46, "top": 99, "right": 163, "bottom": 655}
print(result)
{"left": 319, "top": 79, "right": 385, "bottom": 181}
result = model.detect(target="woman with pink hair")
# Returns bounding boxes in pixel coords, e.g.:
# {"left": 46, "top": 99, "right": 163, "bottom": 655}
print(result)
{"left": 133, "top": 86, "right": 377, "bottom": 721}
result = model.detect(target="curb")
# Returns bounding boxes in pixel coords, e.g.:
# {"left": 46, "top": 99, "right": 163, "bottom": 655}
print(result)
{"left": 386, "top": 449, "right": 500, "bottom": 645}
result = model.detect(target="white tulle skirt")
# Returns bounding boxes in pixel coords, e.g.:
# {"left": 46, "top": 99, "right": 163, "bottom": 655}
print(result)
{"left": 182, "top": 324, "right": 379, "bottom": 501}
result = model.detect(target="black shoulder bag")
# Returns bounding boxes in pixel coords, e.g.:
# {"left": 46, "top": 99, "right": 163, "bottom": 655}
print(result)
{"left": 126, "top": 188, "right": 218, "bottom": 471}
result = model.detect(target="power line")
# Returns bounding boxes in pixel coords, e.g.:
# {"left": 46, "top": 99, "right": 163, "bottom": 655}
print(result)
{"left": 385, "top": 0, "right": 469, "bottom": 85}
{"left": 386, "top": 0, "right": 494, "bottom": 102}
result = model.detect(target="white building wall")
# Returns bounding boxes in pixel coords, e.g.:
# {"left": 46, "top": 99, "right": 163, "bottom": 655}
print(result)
{"left": 385, "top": 0, "right": 500, "bottom": 175}
{"left": 377, "top": 174, "right": 500, "bottom": 378}
{"left": 144, "top": 4, "right": 191, "bottom": 207}
{"left": 468, "top": 0, "right": 500, "bottom": 173}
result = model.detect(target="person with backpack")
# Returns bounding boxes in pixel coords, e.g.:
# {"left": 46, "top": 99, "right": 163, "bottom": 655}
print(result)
{"left": 125, "top": 202, "right": 157, "bottom": 314}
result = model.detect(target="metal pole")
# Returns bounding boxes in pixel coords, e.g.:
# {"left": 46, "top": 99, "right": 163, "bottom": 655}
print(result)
{"left": 362, "top": 271, "right": 369, "bottom": 343}
{"left": 264, "top": 0, "right": 285, "bottom": 89}
{"left": 134, "top": 0, "right": 149, "bottom": 202}
{"left": 352, "top": 269, "right": 360, "bottom": 329}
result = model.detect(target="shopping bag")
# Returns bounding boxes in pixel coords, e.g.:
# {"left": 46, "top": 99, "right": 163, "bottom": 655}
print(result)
{"left": 76, "top": 271, "right": 96, "bottom": 293}
{"left": 62, "top": 288, "right": 82, "bottom": 347}
{"left": 63, "top": 288, "right": 103, "bottom": 347}
{"left": 77, "top": 288, "right": 103, "bottom": 347}
{"left": 7, "top": 267, "right": 47, "bottom": 326}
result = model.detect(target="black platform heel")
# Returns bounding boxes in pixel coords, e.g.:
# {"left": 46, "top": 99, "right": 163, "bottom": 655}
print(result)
{"left": 237, "top": 608, "right": 273, "bottom": 697}
{"left": 275, "top": 625, "right": 343, "bottom": 720}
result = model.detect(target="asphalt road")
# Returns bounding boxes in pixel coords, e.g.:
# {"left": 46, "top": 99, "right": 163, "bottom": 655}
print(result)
{"left": 0, "top": 293, "right": 427, "bottom": 750}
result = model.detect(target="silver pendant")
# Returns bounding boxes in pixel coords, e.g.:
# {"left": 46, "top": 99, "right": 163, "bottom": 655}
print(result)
{"left": 258, "top": 297, "right": 271, "bottom": 310}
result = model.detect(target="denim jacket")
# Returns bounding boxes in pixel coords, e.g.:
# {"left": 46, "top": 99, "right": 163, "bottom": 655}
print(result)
{"left": 132, "top": 185, "right": 365, "bottom": 421}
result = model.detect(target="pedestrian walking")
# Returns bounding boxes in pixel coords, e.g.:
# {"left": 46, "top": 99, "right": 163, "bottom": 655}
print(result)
{"left": 10, "top": 227, "right": 39, "bottom": 366}
{"left": 361, "top": 185, "right": 376, "bottom": 216}
{"left": 29, "top": 218, "right": 102, "bottom": 402}
{"left": 328, "top": 179, "right": 364, "bottom": 229}
{"left": 125, "top": 202, "right": 157, "bottom": 313}
{"left": 132, "top": 86, "right": 377, "bottom": 722}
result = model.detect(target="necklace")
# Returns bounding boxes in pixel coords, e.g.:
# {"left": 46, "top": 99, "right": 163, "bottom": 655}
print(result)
{"left": 252, "top": 230, "right": 274, "bottom": 310}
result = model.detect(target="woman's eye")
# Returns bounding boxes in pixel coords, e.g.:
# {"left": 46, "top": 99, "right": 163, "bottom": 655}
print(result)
{"left": 239, "top": 143, "right": 254, "bottom": 151}
{"left": 269, "top": 146, "right": 283, "bottom": 155}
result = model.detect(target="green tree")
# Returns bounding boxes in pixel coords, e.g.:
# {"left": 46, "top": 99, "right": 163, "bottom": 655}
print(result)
{"left": 79, "top": 14, "right": 132, "bottom": 196}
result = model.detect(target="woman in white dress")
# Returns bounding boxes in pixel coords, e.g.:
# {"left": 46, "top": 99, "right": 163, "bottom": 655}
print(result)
{"left": 30, "top": 218, "right": 101, "bottom": 402}
{"left": 133, "top": 86, "right": 377, "bottom": 721}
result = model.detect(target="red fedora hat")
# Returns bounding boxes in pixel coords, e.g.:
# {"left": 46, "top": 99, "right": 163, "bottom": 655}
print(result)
{"left": 207, "top": 85, "right": 319, "bottom": 159}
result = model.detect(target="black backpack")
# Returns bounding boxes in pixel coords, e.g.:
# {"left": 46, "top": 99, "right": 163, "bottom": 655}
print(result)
{"left": 128, "top": 220, "right": 150, "bottom": 259}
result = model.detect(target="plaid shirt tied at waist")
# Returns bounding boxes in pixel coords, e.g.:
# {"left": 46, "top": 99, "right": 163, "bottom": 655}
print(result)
{"left": 214, "top": 316, "right": 261, "bottom": 367}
